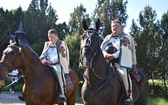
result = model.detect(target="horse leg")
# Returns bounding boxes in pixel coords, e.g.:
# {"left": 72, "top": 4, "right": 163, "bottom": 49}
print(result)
{"left": 134, "top": 71, "right": 149, "bottom": 105}
{"left": 134, "top": 89, "right": 148, "bottom": 105}
{"left": 66, "top": 93, "right": 77, "bottom": 105}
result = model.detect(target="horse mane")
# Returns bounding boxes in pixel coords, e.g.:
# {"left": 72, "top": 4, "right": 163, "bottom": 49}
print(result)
{"left": 20, "top": 44, "right": 41, "bottom": 62}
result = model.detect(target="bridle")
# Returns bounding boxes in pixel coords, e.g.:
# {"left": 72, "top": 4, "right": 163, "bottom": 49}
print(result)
{"left": 0, "top": 45, "right": 21, "bottom": 73}
{"left": 80, "top": 30, "right": 99, "bottom": 67}
{"left": 80, "top": 30, "right": 112, "bottom": 80}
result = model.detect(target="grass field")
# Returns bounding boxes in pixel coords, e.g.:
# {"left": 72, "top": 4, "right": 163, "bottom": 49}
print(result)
{"left": 148, "top": 97, "right": 168, "bottom": 105}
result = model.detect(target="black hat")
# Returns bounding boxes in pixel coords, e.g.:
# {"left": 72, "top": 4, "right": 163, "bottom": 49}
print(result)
{"left": 105, "top": 43, "right": 118, "bottom": 54}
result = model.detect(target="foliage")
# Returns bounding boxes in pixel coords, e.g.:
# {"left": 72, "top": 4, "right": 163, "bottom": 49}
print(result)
{"left": 64, "top": 33, "right": 83, "bottom": 81}
{"left": 130, "top": 6, "right": 168, "bottom": 97}
{"left": 68, "top": 4, "right": 90, "bottom": 36}
{"left": 92, "top": 0, "right": 128, "bottom": 37}
{"left": 148, "top": 97, "right": 168, "bottom": 105}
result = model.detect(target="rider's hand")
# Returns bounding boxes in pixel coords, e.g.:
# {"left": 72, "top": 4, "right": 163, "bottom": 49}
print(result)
{"left": 41, "top": 59, "right": 52, "bottom": 65}
{"left": 105, "top": 54, "right": 115, "bottom": 62}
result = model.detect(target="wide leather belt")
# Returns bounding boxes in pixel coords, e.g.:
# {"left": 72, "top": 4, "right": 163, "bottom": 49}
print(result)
{"left": 50, "top": 62, "right": 59, "bottom": 65}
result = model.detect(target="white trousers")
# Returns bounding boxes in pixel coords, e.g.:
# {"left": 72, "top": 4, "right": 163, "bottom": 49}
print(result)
{"left": 115, "top": 63, "right": 133, "bottom": 100}
{"left": 59, "top": 56, "right": 69, "bottom": 74}
{"left": 53, "top": 64, "right": 66, "bottom": 96}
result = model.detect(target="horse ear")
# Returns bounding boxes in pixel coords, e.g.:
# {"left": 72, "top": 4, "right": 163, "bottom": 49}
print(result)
{"left": 15, "top": 35, "right": 20, "bottom": 46}
{"left": 82, "top": 19, "right": 88, "bottom": 31}
{"left": 95, "top": 18, "right": 100, "bottom": 31}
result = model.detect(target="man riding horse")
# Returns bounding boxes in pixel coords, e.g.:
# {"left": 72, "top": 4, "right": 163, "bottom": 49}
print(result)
{"left": 40, "top": 29, "right": 71, "bottom": 102}
{"left": 101, "top": 20, "right": 140, "bottom": 105}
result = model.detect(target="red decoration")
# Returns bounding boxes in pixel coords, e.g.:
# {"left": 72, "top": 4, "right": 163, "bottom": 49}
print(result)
{"left": 128, "top": 89, "right": 132, "bottom": 94}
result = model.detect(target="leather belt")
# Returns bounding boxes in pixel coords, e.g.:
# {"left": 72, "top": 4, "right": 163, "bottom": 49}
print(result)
{"left": 50, "top": 62, "right": 59, "bottom": 65}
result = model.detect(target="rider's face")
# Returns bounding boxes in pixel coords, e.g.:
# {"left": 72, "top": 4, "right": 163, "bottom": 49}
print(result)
{"left": 48, "top": 33, "right": 57, "bottom": 43}
{"left": 111, "top": 22, "right": 122, "bottom": 35}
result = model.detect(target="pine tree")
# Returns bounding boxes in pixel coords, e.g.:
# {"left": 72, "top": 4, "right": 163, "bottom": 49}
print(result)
{"left": 92, "top": 0, "right": 128, "bottom": 37}
{"left": 68, "top": 4, "right": 90, "bottom": 36}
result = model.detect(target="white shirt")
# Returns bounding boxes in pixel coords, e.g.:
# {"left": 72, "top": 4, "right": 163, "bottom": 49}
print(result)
{"left": 10, "top": 69, "right": 19, "bottom": 80}
{"left": 46, "top": 43, "right": 59, "bottom": 63}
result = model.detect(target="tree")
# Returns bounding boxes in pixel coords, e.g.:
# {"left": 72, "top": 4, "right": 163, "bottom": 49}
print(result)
{"left": 23, "top": 0, "right": 58, "bottom": 55}
{"left": 130, "top": 6, "right": 168, "bottom": 97}
{"left": 64, "top": 33, "right": 83, "bottom": 80}
{"left": 92, "top": 0, "right": 128, "bottom": 37}
{"left": 68, "top": 4, "right": 90, "bottom": 36}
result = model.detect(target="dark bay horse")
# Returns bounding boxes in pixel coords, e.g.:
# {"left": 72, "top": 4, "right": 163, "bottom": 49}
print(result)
{"left": 80, "top": 19, "right": 148, "bottom": 105}
{"left": 0, "top": 38, "right": 79, "bottom": 105}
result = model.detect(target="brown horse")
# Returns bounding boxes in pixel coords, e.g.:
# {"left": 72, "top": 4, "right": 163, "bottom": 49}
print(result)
{"left": 0, "top": 37, "right": 79, "bottom": 105}
{"left": 80, "top": 19, "right": 148, "bottom": 105}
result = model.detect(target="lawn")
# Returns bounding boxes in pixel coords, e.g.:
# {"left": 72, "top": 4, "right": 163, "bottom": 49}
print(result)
{"left": 148, "top": 97, "right": 168, "bottom": 105}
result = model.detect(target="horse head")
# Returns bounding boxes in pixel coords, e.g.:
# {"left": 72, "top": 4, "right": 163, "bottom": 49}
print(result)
{"left": 0, "top": 36, "right": 22, "bottom": 80}
{"left": 80, "top": 18, "right": 101, "bottom": 69}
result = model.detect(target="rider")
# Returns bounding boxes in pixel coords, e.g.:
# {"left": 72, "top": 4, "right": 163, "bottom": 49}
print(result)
{"left": 101, "top": 20, "right": 137, "bottom": 105}
{"left": 40, "top": 29, "right": 70, "bottom": 102}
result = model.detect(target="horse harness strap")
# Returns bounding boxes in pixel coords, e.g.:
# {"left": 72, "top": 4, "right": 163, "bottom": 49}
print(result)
{"left": 0, "top": 45, "right": 21, "bottom": 71}
{"left": 88, "top": 69, "right": 113, "bottom": 96}
{"left": 88, "top": 73, "right": 113, "bottom": 105}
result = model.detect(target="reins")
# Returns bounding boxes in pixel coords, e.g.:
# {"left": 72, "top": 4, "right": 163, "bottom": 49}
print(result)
{"left": 81, "top": 30, "right": 112, "bottom": 80}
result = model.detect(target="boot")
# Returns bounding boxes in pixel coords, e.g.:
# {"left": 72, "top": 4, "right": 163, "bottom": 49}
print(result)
{"left": 54, "top": 65, "right": 67, "bottom": 103}
{"left": 18, "top": 96, "right": 25, "bottom": 101}
{"left": 58, "top": 95, "right": 67, "bottom": 103}
{"left": 123, "top": 97, "right": 132, "bottom": 105}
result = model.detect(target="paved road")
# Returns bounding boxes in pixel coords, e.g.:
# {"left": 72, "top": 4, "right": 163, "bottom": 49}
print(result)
{"left": 0, "top": 91, "right": 83, "bottom": 105}
{"left": 0, "top": 91, "right": 24, "bottom": 105}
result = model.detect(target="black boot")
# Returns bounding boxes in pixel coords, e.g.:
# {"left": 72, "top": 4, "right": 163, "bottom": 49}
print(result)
{"left": 18, "top": 96, "right": 25, "bottom": 101}
{"left": 123, "top": 97, "right": 132, "bottom": 105}
{"left": 58, "top": 95, "right": 67, "bottom": 103}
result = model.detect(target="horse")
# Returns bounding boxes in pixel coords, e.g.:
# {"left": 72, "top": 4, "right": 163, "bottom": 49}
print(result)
{"left": 79, "top": 18, "right": 148, "bottom": 105}
{"left": 0, "top": 37, "right": 79, "bottom": 105}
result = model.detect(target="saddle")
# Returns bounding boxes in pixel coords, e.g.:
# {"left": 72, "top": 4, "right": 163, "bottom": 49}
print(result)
{"left": 129, "top": 69, "right": 141, "bottom": 82}
{"left": 48, "top": 66, "right": 73, "bottom": 92}
{"left": 109, "top": 63, "right": 141, "bottom": 82}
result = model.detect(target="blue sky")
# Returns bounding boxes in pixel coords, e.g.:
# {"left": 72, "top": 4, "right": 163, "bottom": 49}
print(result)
{"left": 0, "top": 0, "right": 167, "bottom": 33}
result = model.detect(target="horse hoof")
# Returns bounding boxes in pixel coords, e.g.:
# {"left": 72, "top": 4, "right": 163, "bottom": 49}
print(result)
{"left": 18, "top": 96, "right": 25, "bottom": 101}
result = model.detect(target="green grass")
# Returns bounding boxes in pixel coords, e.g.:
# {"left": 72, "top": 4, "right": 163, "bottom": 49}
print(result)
{"left": 148, "top": 97, "right": 168, "bottom": 105}
{"left": 148, "top": 79, "right": 168, "bottom": 86}
{"left": 75, "top": 94, "right": 83, "bottom": 104}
